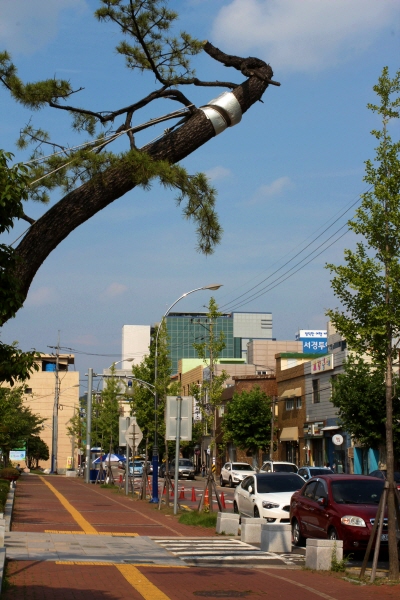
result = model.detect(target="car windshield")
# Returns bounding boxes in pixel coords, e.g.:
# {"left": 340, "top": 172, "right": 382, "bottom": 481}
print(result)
{"left": 273, "top": 464, "right": 297, "bottom": 473}
{"left": 310, "top": 468, "right": 334, "bottom": 476}
{"left": 232, "top": 464, "right": 253, "bottom": 471}
{"left": 256, "top": 474, "right": 304, "bottom": 493}
{"left": 331, "top": 480, "right": 383, "bottom": 504}
{"left": 178, "top": 460, "right": 193, "bottom": 466}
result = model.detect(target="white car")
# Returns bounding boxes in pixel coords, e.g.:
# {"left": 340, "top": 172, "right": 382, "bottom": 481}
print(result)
{"left": 260, "top": 460, "right": 298, "bottom": 473}
{"left": 220, "top": 462, "right": 257, "bottom": 488}
{"left": 234, "top": 472, "right": 305, "bottom": 522}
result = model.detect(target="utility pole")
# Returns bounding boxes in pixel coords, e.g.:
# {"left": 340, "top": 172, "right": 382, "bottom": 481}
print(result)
{"left": 269, "top": 397, "right": 276, "bottom": 461}
{"left": 85, "top": 368, "right": 93, "bottom": 484}
{"left": 51, "top": 332, "right": 60, "bottom": 474}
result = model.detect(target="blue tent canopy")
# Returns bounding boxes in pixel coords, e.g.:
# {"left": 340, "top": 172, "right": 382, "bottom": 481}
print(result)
{"left": 92, "top": 453, "right": 125, "bottom": 464}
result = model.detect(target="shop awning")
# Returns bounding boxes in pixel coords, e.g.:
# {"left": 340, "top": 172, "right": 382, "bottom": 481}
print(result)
{"left": 280, "top": 427, "right": 299, "bottom": 441}
{"left": 321, "top": 425, "right": 340, "bottom": 431}
{"left": 279, "top": 387, "right": 301, "bottom": 398}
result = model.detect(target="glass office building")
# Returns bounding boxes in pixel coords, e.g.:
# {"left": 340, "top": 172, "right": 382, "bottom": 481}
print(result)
{"left": 166, "top": 311, "right": 273, "bottom": 374}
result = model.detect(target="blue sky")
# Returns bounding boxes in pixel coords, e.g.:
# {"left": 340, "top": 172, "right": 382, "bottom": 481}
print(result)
{"left": 1, "top": 0, "right": 399, "bottom": 388}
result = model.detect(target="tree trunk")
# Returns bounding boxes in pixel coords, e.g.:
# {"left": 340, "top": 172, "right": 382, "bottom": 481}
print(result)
{"left": 7, "top": 46, "right": 274, "bottom": 325}
{"left": 386, "top": 338, "right": 399, "bottom": 579}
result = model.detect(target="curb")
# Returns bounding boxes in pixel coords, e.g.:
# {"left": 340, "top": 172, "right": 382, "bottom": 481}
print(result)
{"left": 4, "top": 486, "right": 15, "bottom": 533}
{"left": 0, "top": 547, "right": 5, "bottom": 596}
{"left": 1, "top": 483, "right": 16, "bottom": 596}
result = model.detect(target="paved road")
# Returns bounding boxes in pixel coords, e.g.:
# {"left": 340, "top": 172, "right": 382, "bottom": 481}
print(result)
{"left": 2, "top": 474, "right": 396, "bottom": 599}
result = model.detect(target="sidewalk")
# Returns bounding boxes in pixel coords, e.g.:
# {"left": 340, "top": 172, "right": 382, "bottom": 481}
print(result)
{"left": 2, "top": 474, "right": 398, "bottom": 599}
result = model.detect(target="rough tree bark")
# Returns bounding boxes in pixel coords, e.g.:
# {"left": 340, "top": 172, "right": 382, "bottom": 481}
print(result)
{"left": 8, "top": 44, "right": 276, "bottom": 325}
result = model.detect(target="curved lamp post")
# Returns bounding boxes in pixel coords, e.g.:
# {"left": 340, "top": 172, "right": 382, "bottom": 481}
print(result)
{"left": 150, "top": 283, "right": 222, "bottom": 503}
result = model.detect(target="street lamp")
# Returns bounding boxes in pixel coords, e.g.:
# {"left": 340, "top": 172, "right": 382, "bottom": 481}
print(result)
{"left": 150, "top": 283, "right": 223, "bottom": 503}
{"left": 107, "top": 358, "right": 134, "bottom": 370}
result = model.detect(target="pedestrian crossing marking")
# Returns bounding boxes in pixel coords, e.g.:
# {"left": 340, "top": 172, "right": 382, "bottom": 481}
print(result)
{"left": 153, "top": 538, "right": 300, "bottom": 566}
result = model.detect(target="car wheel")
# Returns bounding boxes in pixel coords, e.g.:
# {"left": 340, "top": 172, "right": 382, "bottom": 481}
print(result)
{"left": 254, "top": 506, "right": 260, "bottom": 518}
{"left": 229, "top": 477, "right": 234, "bottom": 488}
{"left": 233, "top": 501, "right": 239, "bottom": 514}
{"left": 292, "top": 519, "right": 305, "bottom": 546}
{"left": 328, "top": 527, "right": 338, "bottom": 541}
{"left": 220, "top": 476, "right": 225, "bottom": 487}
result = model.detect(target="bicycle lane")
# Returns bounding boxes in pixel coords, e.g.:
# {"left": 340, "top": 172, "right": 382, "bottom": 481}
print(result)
{"left": 6, "top": 475, "right": 398, "bottom": 600}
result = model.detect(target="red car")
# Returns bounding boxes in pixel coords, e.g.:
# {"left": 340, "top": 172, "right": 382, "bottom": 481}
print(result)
{"left": 290, "top": 474, "right": 386, "bottom": 551}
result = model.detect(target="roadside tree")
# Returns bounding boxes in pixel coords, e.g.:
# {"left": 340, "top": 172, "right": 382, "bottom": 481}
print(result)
{"left": 0, "top": 386, "right": 44, "bottom": 466}
{"left": 0, "top": 1, "right": 279, "bottom": 326}
{"left": 326, "top": 67, "right": 400, "bottom": 578}
{"left": 26, "top": 435, "right": 49, "bottom": 470}
{"left": 222, "top": 386, "right": 273, "bottom": 468}
{"left": 331, "top": 356, "right": 400, "bottom": 456}
{"left": 192, "top": 297, "right": 228, "bottom": 510}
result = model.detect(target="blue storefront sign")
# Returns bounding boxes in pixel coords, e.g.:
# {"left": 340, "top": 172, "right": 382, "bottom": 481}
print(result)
{"left": 296, "top": 329, "right": 327, "bottom": 354}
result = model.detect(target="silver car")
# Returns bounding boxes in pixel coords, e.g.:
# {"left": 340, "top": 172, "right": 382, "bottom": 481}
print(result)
{"left": 169, "top": 459, "right": 195, "bottom": 480}
{"left": 220, "top": 462, "right": 256, "bottom": 488}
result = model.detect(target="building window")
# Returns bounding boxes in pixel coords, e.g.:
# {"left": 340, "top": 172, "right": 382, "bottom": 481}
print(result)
{"left": 296, "top": 396, "right": 302, "bottom": 409}
{"left": 312, "top": 379, "right": 320, "bottom": 403}
{"left": 286, "top": 399, "right": 294, "bottom": 411}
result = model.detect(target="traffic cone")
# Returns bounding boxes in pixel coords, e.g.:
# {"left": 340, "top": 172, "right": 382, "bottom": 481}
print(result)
{"left": 179, "top": 486, "right": 185, "bottom": 500}
{"left": 170, "top": 485, "right": 174, "bottom": 497}
{"left": 191, "top": 487, "right": 196, "bottom": 501}
{"left": 163, "top": 485, "right": 166, "bottom": 495}
{"left": 204, "top": 488, "right": 209, "bottom": 507}
{"left": 220, "top": 492, "right": 226, "bottom": 509}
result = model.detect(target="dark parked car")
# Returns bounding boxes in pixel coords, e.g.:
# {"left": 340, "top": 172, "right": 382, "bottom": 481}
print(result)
{"left": 298, "top": 466, "right": 334, "bottom": 481}
{"left": 290, "top": 474, "right": 385, "bottom": 551}
{"left": 369, "top": 469, "right": 400, "bottom": 491}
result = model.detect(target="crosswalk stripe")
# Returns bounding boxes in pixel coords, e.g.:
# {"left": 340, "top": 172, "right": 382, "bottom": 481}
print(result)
{"left": 153, "top": 538, "right": 300, "bottom": 566}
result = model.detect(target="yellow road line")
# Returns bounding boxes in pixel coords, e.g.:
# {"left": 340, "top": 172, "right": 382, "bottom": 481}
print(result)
{"left": 45, "top": 530, "right": 139, "bottom": 537}
{"left": 56, "top": 561, "right": 187, "bottom": 568}
{"left": 39, "top": 476, "right": 98, "bottom": 535}
{"left": 116, "top": 564, "right": 172, "bottom": 599}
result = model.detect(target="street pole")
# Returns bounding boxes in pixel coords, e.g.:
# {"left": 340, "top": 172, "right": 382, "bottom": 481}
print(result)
{"left": 51, "top": 336, "right": 60, "bottom": 473}
{"left": 125, "top": 416, "right": 130, "bottom": 496}
{"left": 173, "top": 396, "right": 182, "bottom": 515}
{"left": 269, "top": 397, "right": 276, "bottom": 460}
{"left": 85, "top": 368, "right": 93, "bottom": 484}
{"left": 150, "top": 284, "right": 222, "bottom": 504}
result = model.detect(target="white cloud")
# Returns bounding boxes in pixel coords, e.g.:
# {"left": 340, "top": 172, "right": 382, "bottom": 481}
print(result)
{"left": 247, "top": 176, "right": 292, "bottom": 204}
{"left": 211, "top": 0, "right": 399, "bottom": 73}
{"left": 101, "top": 282, "right": 128, "bottom": 299}
{"left": 205, "top": 166, "right": 233, "bottom": 181}
{"left": 0, "top": 0, "right": 87, "bottom": 55}
{"left": 26, "top": 286, "right": 57, "bottom": 307}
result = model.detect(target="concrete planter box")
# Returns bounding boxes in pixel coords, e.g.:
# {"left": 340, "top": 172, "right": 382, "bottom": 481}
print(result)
{"left": 261, "top": 523, "right": 292, "bottom": 553}
{"left": 216, "top": 512, "right": 240, "bottom": 535}
{"left": 305, "top": 538, "right": 343, "bottom": 570}
{"left": 65, "top": 470, "right": 77, "bottom": 478}
{"left": 240, "top": 518, "right": 264, "bottom": 544}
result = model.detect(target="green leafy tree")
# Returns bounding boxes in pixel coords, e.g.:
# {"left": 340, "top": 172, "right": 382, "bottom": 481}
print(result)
{"left": 66, "top": 399, "right": 86, "bottom": 457}
{"left": 0, "top": 1, "right": 278, "bottom": 325}
{"left": 192, "top": 297, "right": 228, "bottom": 509}
{"left": 326, "top": 67, "right": 400, "bottom": 578}
{"left": 130, "top": 320, "right": 171, "bottom": 456}
{"left": 0, "top": 150, "right": 39, "bottom": 384}
{"left": 0, "top": 386, "right": 44, "bottom": 466}
{"left": 26, "top": 435, "right": 49, "bottom": 469}
{"left": 222, "top": 386, "right": 272, "bottom": 468}
{"left": 92, "top": 368, "right": 121, "bottom": 453}
{"left": 331, "top": 356, "right": 400, "bottom": 454}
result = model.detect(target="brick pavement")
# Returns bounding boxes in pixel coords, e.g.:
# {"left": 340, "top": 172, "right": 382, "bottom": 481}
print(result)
{"left": 3, "top": 561, "right": 400, "bottom": 600}
{"left": 3, "top": 474, "right": 399, "bottom": 599}
{"left": 12, "top": 475, "right": 218, "bottom": 537}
